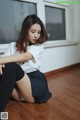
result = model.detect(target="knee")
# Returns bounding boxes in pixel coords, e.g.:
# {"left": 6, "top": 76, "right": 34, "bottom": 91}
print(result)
{"left": 5, "top": 62, "right": 17, "bottom": 67}
{"left": 4, "top": 62, "right": 24, "bottom": 81}
{"left": 4, "top": 62, "right": 18, "bottom": 71}
{"left": 5, "top": 62, "right": 20, "bottom": 69}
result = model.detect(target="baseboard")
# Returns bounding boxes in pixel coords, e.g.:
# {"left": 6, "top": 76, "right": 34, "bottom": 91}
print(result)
{"left": 44, "top": 63, "right": 80, "bottom": 78}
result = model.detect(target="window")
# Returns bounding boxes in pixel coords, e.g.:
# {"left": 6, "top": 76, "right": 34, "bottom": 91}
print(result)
{"left": 45, "top": 6, "right": 66, "bottom": 41}
{"left": 0, "top": 0, "right": 37, "bottom": 44}
{"left": 0, "top": 0, "right": 70, "bottom": 46}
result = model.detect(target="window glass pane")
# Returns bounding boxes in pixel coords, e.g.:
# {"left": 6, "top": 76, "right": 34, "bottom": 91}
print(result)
{"left": 45, "top": 6, "right": 66, "bottom": 40}
{"left": 0, "top": 0, "right": 37, "bottom": 44}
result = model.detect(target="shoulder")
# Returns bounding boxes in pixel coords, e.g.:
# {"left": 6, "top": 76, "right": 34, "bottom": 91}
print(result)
{"left": 27, "top": 44, "right": 44, "bottom": 59}
{"left": 28, "top": 44, "right": 44, "bottom": 51}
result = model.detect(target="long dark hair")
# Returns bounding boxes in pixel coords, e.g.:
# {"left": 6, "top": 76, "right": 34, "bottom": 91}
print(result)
{"left": 16, "top": 14, "right": 48, "bottom": 52}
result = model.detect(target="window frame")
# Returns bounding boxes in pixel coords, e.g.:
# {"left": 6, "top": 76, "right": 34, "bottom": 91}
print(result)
{"left": 43, "top": 1, "right": 70, "bottom": 46}
{"left": 43, "top": 0, "right": 69, "bottom": 6}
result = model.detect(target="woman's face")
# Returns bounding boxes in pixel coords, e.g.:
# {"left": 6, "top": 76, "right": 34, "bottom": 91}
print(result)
{"left": 28, "top": 23, "right": 41, "bottom": 44}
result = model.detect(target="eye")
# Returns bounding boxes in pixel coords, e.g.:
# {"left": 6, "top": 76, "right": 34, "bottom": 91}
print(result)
{"left": 31, "top": 31, "right": 35, "bottom": 33}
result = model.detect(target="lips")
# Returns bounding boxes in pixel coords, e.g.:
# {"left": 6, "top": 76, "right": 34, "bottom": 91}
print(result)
{"left": 33, "top": 39, "right": 37, "bottom": 41}
{"left": 33, "top": 39, "right": 37, "bottom": 42}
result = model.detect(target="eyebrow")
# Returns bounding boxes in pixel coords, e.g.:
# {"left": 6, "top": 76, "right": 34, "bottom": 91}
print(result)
{"left": 31, "top": 29, "right": 41, "bottom": 31}
{"left": 31, "top": 28, "right": 41, "bottom": 31}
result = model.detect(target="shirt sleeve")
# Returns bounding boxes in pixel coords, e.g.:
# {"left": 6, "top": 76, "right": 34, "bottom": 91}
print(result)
{"left": 27, "top": 44, "right": 44, "bottom": 62}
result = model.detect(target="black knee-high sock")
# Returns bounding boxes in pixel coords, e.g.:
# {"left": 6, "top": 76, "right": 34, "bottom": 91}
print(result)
{"left": 0, "top": 63, "right": 24, "bottom": 112}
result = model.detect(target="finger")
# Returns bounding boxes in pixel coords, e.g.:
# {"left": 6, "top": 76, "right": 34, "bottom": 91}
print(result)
{"left": 2, "top": 64, "right": 5, "bottom": 68}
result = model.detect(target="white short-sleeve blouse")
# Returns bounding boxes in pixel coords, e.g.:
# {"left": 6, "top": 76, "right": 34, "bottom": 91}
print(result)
{"left": 10, "top": 42, "right": 44, "bottom": 73}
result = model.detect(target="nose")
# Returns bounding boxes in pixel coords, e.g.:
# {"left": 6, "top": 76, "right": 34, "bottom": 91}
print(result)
{"left": 34, "top": 33, "right": 38, "bottom": 38}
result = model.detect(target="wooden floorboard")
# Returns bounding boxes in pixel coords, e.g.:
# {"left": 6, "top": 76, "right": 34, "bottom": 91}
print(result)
{"left": 5, "top": 66, "right": 80, "bottom": 120}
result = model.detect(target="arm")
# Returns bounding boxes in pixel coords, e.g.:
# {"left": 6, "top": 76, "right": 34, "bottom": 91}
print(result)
{"left": 0, "top": 52, "right": 33, "bottom": 65}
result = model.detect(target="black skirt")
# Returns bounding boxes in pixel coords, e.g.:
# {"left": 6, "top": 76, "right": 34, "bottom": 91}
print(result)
{"left": 27, "top": 70, "right": 52, "bottom": 104}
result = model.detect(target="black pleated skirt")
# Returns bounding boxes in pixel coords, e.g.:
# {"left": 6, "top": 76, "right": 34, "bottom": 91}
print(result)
{"left": 27, "top": 70, "right": 52, "bottom": 103}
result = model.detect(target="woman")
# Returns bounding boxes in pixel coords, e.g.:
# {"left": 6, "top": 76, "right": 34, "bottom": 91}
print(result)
{"left": 0, "top": 14, "right": 52, "bottom": 112}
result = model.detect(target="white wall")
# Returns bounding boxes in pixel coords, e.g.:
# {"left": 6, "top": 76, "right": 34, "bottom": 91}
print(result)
{"left": 40, "top": 4, "right": 80, "bottom": 73}
{"left": 41, "top": 44, "right": 79, "bottom": 72}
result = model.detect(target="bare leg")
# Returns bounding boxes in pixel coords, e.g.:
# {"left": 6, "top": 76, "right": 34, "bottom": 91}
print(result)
{"left": 16, "top": 73, "right": 35, "bottom": 103}
{"left": 11, "top": 88, "right": 21, "bottom": 101}
{"left": 11, "top": 88, "right": 26, "bottom": 101}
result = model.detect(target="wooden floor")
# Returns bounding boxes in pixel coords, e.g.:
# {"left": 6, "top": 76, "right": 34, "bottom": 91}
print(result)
{"left": 5, "top": 66, "right": 80, "bottom": 120}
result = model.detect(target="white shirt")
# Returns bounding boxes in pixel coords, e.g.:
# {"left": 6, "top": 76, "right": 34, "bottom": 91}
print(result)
{"left": 10, "top": 42, "right": 44, "bottom": 73}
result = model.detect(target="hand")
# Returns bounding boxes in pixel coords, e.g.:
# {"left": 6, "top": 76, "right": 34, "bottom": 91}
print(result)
{"left": 0, "top": 64, "right": 5, "bottom": 75}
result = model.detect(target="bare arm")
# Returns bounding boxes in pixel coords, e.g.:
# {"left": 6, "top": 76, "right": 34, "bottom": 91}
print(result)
{"left": 0, "top": 52, "right": 33, "bottom": 65}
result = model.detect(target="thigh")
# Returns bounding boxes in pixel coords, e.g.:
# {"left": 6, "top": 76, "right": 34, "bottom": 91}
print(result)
{"left": 11, "top": 88, "right": 21, "bottom": 101}
{"left": 16, "top": 73, "right": 35, "bottom": 103}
